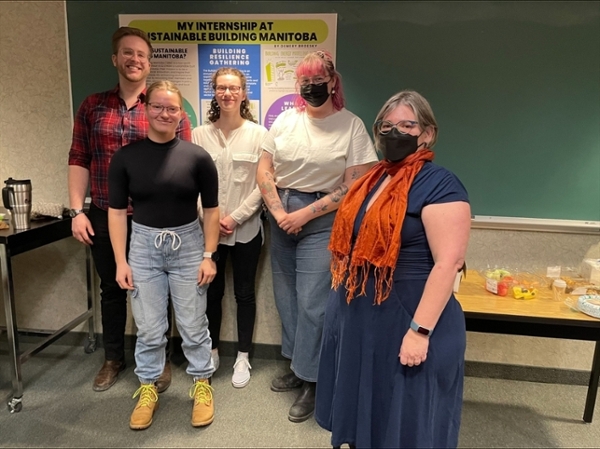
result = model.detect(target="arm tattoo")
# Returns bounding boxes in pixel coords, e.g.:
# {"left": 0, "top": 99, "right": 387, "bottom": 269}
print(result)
{"left": 259, "top": 175, "right": 275, "bottom": 193}
{"left": 258, "top": 153, "right": 283, "bottom": 212}
{"left": 309, "top": 184, "right": 348, "bottom": 214}
{"left": 259, "top": 178, "right": 283, "bottom": 212}
{"left": 329, "top": 184, "right": 349, "bottom": 203}
{"left": 310, "top": 203, "right": 329, "bottom": 214}
{"left": 262, "top": 152, "right": 275, "bottom": 171}
{"left": 350, "top": 167, "right": 361, "bottom": 180}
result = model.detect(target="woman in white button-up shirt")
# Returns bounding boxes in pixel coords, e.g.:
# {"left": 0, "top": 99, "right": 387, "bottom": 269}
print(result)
{"left": 192, "top": 68, "right": 268, "bottom": 389}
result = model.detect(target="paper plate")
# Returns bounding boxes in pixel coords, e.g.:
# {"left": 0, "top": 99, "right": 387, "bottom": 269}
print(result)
{"left": 577, "top": 295, "right": 600, "bottom": 319}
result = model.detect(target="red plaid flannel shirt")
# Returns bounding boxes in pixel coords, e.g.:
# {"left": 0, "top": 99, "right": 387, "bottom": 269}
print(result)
{"left": 68, "top": 85, "right": 192, "bottom": 212}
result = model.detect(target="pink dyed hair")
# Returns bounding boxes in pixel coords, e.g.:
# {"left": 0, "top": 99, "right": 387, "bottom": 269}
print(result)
{"left": 294, "top": 50, "right": 345, "bottom": 112}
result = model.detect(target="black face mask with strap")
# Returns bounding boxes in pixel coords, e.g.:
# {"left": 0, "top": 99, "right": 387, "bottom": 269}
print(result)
{"left": 300, "top": 83, "right": 330, "bottom": 107}
{"left": 380, "top": 128, "right": 424, "bottom": 162}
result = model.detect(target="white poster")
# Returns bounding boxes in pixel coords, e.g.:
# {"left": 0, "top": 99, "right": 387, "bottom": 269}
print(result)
{"left": 119, "top": 14, "right": 338, "bottom": 129}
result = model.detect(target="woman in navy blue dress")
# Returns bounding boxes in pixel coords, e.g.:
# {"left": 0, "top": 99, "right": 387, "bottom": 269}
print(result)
{"left": 315, "top": 90, "right": 471, "bottom": 448}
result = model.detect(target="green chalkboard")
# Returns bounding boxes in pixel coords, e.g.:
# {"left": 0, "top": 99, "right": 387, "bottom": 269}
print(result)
{"left": 66, "top": 1, "right": 600, "bottom": 221}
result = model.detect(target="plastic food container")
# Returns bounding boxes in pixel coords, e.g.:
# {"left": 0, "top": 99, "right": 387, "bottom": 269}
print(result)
{"left": 509, "top": 272, "right": 548, "bottom": 300}
{"left": 482, "top": 268, "right": 515, "bottom": 296}
{"left": 481, "top": 269, "right": 548, "bottom": 298}
{"left": 514, "top": 271, "right": 549, "bottom": 289}
{"left": 544, "top": 266, "right": 590, "bottom": 293}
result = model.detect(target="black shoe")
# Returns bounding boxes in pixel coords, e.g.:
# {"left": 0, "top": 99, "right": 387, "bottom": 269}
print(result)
{"left": 271, "top": 372, "right": 303, "bottom": 392}
{"left": 288, "top": 381, "right": 316, "bottom": 423}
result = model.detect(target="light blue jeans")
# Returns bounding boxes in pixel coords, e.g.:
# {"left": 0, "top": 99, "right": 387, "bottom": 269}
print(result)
{"left": 268, "top": 188, "right": 336, "bottom": 382}
{"left": 129, "top": 219, "right": 213, "bottom": 384}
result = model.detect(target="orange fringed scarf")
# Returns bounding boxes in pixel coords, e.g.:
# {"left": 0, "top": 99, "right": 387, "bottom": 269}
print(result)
{"left": 329, "top": 149, "right": 435, "bottom": 305}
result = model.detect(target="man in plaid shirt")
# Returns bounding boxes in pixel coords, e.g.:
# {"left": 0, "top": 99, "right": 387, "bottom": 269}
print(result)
{"left": 68, "top": 26, "right": 191, "bottom": 392}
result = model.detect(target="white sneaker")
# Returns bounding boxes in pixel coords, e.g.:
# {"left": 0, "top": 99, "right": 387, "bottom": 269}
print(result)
{"left": 211, "top": 349, "right": 220, "bottom": 372}
{"left": 231, "top": 352, "right": 251, "bottom": 388}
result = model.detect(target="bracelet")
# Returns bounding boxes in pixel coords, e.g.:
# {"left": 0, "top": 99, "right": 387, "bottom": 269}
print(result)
{"left": 410, "top": 319, "right": 433, "bottom": 337}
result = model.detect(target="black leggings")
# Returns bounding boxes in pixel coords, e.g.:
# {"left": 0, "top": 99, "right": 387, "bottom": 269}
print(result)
{"left": 206, "top": 231, "right": 262, "bottom": 353}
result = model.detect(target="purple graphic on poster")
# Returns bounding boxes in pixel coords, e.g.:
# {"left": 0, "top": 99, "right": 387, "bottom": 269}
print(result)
{"left": 264, "top": 94, "right": 297, "bottom": 130}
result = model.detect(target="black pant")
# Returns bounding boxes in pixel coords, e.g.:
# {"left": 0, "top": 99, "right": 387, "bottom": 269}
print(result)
{"left": 206, "top": 230, "right": 262, "bottom": 353}
{"left": 87, "top": 203, "right": 171, "bottom": 362}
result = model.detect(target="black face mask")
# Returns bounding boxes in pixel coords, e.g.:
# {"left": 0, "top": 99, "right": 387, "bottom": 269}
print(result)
{"left": 380, "top": 128, "right": 424, "bottom": 163}
{"left": 300, "top": 83, "right": 330, "bottom": 107}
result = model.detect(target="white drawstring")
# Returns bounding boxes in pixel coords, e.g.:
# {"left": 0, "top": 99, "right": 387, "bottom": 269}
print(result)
{"left": 154, "top": 230, "right": 182, "bottom": 251}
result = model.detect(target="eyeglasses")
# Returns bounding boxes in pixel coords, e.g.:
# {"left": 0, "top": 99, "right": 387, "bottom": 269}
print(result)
{"left": 298, "top": 76, "right": 330, "bottom": 87}
{"left": 147, "top": 103, "right": 181, "bottom": 115}
{"left": 215, "top": 85, "right": 242, "bottom": 94}
{"left": 119, "top": 48, "right": 150, "bottom": 62}
{"left": 375, "top": 120, "right": 419, "bottom": 135}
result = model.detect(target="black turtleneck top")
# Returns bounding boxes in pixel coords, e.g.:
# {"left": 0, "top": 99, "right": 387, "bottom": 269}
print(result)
{"left": 108, "top": 137, "right": 218, "bottom": 228}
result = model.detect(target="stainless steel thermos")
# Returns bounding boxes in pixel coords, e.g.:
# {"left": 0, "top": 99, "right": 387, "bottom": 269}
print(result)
{"left": 2, "top": 178, "right": 32, "bottom": 230}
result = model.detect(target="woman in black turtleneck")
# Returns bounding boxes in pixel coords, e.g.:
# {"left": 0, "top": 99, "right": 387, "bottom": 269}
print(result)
{"left": 108, "top": 80, "right": 219, "bottom": 431}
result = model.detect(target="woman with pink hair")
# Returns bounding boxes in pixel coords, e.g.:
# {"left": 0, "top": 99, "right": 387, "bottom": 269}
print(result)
{"left": 257, "top": 50, "right": 378, "bottom": 423}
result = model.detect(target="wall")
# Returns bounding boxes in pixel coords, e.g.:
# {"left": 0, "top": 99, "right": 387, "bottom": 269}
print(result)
{"left": 66, "top": 0, "right": 600, "bottom": 221}
{"left": 0, "top": 1, "right": 89, "bottom": 335}
{"left": 1, "top": 1, "right": 598, "bottom": 372}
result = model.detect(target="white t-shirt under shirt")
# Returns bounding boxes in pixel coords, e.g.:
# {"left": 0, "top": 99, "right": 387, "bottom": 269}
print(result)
{"left": 262, "top": 108, "right": 378, "bottom": 193}
{"left": 192, "top": 120, "right": 268, "bottom": 246}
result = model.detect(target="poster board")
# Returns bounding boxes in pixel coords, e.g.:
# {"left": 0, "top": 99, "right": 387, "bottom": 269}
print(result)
{"left": 119, "top": 14, "right": 337, "bottom": 129}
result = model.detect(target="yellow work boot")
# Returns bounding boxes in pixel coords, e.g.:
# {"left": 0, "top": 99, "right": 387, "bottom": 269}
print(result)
{"left": 130, "top": 383, "right": 159, "bottom": 430}
{"left": 190, "top": 379, "right": 214, "bottom": 427}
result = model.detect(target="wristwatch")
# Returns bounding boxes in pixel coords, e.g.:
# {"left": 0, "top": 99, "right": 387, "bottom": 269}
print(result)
{"left": 69, "top": 208, "right": 84, "bottom": 218}
{"left": 410, "top": 319, "right": 433, "bottom": 337}
{"left": 203, "top": 251, "right": 220, "bottom": 262}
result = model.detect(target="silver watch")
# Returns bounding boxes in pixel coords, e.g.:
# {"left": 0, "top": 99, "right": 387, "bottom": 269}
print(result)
{"left": 69, "top": 209, "right": 84, "bottom": 218}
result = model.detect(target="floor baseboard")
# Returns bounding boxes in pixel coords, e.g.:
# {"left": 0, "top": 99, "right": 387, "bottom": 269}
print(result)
{"left": 0, "top": 330, "right": 591, "bottom": 387}
{"left": 464, "top": 360, "right": 590, "bottom": 386}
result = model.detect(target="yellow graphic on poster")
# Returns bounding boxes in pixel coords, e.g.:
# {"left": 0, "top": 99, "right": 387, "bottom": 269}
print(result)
{"left": 263, "top": 48, "right": 310, "bottom": 89}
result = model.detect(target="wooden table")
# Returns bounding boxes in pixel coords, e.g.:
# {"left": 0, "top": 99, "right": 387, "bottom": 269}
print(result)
{"left": 0, "top": 217, "right": 97, "bottom": 413}
{"left": 455, "top": 270, "right": 600, "bottom": 423}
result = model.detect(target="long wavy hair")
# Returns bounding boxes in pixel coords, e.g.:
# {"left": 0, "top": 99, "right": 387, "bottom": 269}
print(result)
{"left": 207, "top": 67, "right": 256, "bottom": 123}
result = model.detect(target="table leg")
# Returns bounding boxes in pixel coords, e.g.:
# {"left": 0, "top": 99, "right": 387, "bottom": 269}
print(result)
{"left": 1, "top": 243, "right": 23, "bottom": 412}
{"left": 583, "top": 341, "right": 600, "bottom": 423}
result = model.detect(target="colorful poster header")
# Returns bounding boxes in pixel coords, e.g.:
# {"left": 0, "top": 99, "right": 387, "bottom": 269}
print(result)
{"left": 128, "top": 19, "right": 330, "bottom": 44}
